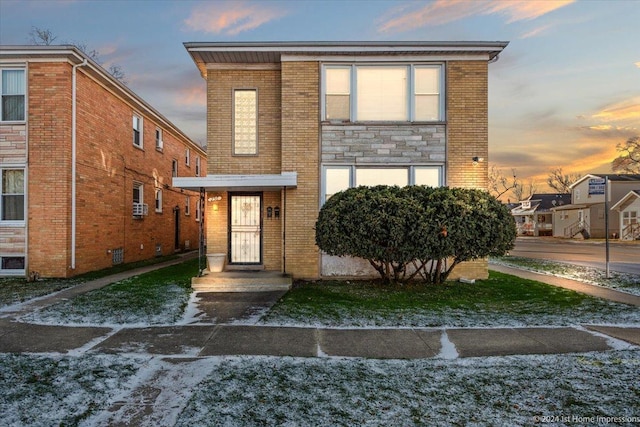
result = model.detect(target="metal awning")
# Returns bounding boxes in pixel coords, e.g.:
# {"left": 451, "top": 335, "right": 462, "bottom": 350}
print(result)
{"left": 173, "top": 172, "right": 297, "bottom": 192}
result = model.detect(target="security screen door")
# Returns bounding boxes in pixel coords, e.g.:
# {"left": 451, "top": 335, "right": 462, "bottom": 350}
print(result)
{"left": 229, "top": 194, "right": 262, "bottom": 264}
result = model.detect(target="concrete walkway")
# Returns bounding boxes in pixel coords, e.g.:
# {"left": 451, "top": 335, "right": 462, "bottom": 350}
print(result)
{"left": 0, "top": 256, "right": 638, "bottom": 359}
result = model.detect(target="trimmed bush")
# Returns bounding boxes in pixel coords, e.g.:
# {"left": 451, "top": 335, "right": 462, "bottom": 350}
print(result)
{"left": 315, "top": 186, "right": 516, "bottom": 284}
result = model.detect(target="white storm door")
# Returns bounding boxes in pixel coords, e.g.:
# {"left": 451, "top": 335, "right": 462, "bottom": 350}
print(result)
{"left": 229, "top": 194, "right": 262, "bottom": 264}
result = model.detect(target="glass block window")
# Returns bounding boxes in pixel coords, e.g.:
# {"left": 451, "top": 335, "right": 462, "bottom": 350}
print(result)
{"left": 233, "top": 89, "right": 257, "bottom": 155}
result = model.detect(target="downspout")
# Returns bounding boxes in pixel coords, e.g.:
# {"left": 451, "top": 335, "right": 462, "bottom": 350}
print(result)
{"left": 71, "top": 58, "right": 88, "bottom": 270}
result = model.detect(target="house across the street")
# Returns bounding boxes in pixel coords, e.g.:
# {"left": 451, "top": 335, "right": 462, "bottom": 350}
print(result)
{"left": 511, "top": 193, "right": 570, "bottom": 237}
{"left": 0, "top": 45, "right": 206, "bottom": 277}
{"left": 174, "top": 41, "right": 509, "bottom": 282}
{"left": 551, "top": 174, "right": 640, "bottom": 239}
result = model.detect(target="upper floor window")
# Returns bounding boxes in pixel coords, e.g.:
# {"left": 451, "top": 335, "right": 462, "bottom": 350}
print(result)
{"left": 195, "top": 156, "right": 201, "bottom": 176}
{"left": 323, "top": 64, "right": 443, "bottom": 122}
{"left": 185, "top": 148, "right": 190, "bottom": 166}
{"left": 1, "top": 69, "right": 26, "bottom": 122}
{"left": 185, "top": 196, "right": 191, "bottom": 216}
{"left": 1, "top": 168, "right": 25, "bottom": 222}
{"left": 155, "top": 189, "right": 163, "bottom": 213}
{"left": 172, "top": 159, "right": 178, "bottom": 177}
{"left": 233, "top": 89, "right": 257, "bottom": 155}
{"left": 133, "top": 114, "right": 143, "bottom": 148}
{"left": 155, "top": 127, "right": 163, "bottom": 151}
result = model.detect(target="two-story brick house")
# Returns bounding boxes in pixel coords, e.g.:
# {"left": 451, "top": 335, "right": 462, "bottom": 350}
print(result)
{"left": 0, "top": 45, "right": 206, "bottom": 278}
{"left": 175, "top": 41, "right": 508, "bottom": 281}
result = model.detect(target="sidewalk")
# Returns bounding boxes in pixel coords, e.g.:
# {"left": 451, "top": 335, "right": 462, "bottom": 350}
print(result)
{"left": 0, "top": 255, "right": 638, "bottom": 359}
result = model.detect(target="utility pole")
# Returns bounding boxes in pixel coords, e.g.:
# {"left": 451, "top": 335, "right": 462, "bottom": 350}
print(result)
{"left": 605, "top": 176, "right": 610, "bottom": 279}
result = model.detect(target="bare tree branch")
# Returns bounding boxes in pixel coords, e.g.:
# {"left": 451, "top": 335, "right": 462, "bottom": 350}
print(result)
{"left": 546, "top": 167, "right": 580, "bottom": 193}
{"left": 612, "top": 136, "right": 640, "bottom": 173}
{"left": 488, "top": 165, "right": 519, "bottom": 199}
{"left": 29, "top": 27, "right": 57, "bottom": 45}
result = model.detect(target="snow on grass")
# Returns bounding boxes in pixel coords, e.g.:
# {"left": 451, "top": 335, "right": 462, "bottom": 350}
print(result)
{"left": 0, "top": 353, "right": 144, "bottom": 427}
{"left": 175, "top": 351, "right": 640, "bottom": 427}
{"left": 491, "top": 256, "right": 640, "bottom": 296}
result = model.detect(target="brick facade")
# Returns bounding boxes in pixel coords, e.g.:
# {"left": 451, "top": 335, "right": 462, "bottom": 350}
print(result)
{"left": 0, "top": 47, "right": 206, "bottom": 278}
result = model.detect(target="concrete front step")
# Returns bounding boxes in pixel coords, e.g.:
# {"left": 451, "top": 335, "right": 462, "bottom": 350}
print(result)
{"left": 192, "top": 272, "right": 292, "bottom": 292}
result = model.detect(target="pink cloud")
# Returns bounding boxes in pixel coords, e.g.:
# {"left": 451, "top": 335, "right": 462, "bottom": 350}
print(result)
{"left": 184, "top": 1, "right": 288, "bottom": 35}
{"left": 175, "top": 83, "right": 206, "bottom": 108}
{"left": 379, "top": 0, "right": 575, "bottom": 34}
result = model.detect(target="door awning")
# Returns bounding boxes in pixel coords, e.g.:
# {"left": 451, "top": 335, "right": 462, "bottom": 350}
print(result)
{"left": 173, "top": 172, "right": 297, "bottom": 192}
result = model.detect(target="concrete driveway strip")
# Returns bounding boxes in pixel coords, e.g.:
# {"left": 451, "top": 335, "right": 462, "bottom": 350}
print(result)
{"left": 447, "top": 327, "right": 611, "bottom": 358}
{"left": 318, "top": 328, "right": 441, "bottom": 359}
{"left": 94, "top": 325, "right": 217, "bottom": 355}
{"left": 0, "top": 319, "right": 111, "bottom": 354}
{"left": 199, "top": 325, "right": 317, "bottom": 357}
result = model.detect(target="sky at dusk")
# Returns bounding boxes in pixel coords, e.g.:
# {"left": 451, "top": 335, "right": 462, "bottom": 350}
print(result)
{"left": 1, "top": 0, "right": 639, "bottom": 191}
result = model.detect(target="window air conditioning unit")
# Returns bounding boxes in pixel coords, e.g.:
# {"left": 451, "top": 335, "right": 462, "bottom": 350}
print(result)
{"left": 133, "top": 203, "right": 149, "bottom": 217}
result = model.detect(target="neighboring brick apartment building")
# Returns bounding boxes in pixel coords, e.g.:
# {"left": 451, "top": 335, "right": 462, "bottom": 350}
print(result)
{"left": 175, "top": 41, "right": 508, "bottom": 280}
{"left": 0, "top": 45, "right": 206, "bottom": 278}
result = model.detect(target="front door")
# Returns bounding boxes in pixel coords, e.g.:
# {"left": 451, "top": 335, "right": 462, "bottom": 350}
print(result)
{"left": 229, "top": 194, "right": 262, "bottom": 264}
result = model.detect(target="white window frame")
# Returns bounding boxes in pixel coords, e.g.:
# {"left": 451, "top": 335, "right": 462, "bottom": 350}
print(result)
{"left": 195, "top": 196, "right": 201, "bottom": 222}
{"left": 233, "top": 88, "right": 258, "bottom": 155}
{"left": 155, "top": 127, "right": 163, "bottom": 151}
{"left": 155, "top": 188, "right": 163, "bottom": 213}
{"left": 0, "top": 255, "right": 25, "bottom": 275}
{"left": 195, "top": 156, "right": 201, "bottom": 177}
{"left": 185, "top": 148, "right": 190, "bottom": 166}
{"left": 1, "top": 167, "right": 26, "bottom": 225}
{"left": 321, "top": 164, "right": 444, "bottom": 205}
{"left": 185, "top": 196, "right": 191, "bottom": 216}
{"left": 322, "top": 64, "right": 444, "bottom": 122}
{"left": 172, "top": 159, "right": 178, "bottom": 178}
{"left": 133, "top": 114, "right": 143, "bottom": 148}
{"left": 1, "top": 68, "right": 26, "bottom": 122}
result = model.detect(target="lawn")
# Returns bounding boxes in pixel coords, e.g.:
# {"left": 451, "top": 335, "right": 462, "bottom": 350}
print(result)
{"left": 260, "top": 271, "right": 640, "bottom": 327}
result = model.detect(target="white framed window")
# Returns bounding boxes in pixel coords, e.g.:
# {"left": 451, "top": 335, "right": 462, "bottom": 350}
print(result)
{"left": 0, "top": 255, "right": 25, "bottom": 275}
{"left": 195, "top": 156, "right": 201, "bottom": 176}
{"left": 155, "top": 189, "right": 163, "bottom": 213}
{"left": 133, "top": 114, "right": 143, "bottom": 148}
{"left": 623, "top": 211, "right": 638, "bottom": 226}
{"left": 322, "top": 165, "right": 443, "bottom": 204}
{"left": 195, "top": 197, "right": 201, "bottom": 222}
{"left": 233, "top": 89, "right": 257, "bottom": 155}
{"left": 323, "top": 64, "right": 444, "bottom": 122}
{"left": 185, "top": 148, "right": 190, "bottom": 166}
{"left": 155, "top": 127, "right": 163, "bottom": 151}
{"left": 132, "top": 181, "right": 147, "bottom": 217}
{"left": 185, "top": 196, "right": 190, "bottom": 216}
{"left": 1, "top": 69, "right": 26, "bottom": 122}
{"left": 172, "top": 159, "right": 178, "bottom": 177}
{"left": 1, "top": 168, "right": 25, "bottom": 223}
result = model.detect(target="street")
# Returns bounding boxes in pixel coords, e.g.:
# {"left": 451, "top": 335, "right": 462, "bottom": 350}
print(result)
{"left": 509, "top": 237, "right": 640, "bottom": 276}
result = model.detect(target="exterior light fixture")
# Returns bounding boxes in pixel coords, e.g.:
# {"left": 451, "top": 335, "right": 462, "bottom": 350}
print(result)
{"left": 267, "top": 206, "right": 273, "bottom": 219}
{"left": 472, "top": 156, "right": 484, "bottom": 165}
{"left": 274, "top": 206, "right": 280, "bottom": 219}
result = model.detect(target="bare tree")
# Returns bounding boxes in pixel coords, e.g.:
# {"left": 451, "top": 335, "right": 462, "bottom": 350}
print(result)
{"left": 612, "top": 136, "right": 640, "bottom": 173}
{"left": 512, "top": 179, "right": 537, "bottom": 201}
{"left": 488, "top": 165, "right": 519, "bottom": 199}
{"left": 29, "top": 27, "right": 57, "bottom": 45}
{"left": 546, "top": 167, "right": 581, "bottom": 193}
{"left": 28, "top": 27, "right": 126, "bottom": 85}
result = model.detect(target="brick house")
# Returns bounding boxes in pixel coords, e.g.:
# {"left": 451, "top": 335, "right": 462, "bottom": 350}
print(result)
{"left": 0, "top": 45, "right": 206, "bottom": 278}
{"left": 175, "top": 41, "right": 508, "bottom": 281}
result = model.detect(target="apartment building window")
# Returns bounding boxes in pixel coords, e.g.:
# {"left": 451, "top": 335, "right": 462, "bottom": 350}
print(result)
{"left": 155, "top": 127, "right": 163, "bottom": 151}
{"left": 133, "top": 114, "right": 143, "bottom": 148}
{"left": 1, "top": 69, "right": 25, "bottom": 122}
{"left": 172, "top": 159, "right": 178, "bottom": 177}
{"left": 185, "top": 196, "right": 190, "bottom": 216}
{"left": 132, "top": 181, "right": 146, "bottom": 217}
{"left": 185, "top": 148, "right": 190, "bottom": 166}
{"left": 323, "top": 64, "right": 443, "bottom": 122}
{"left": 195, "top": 197, "right": 201, "bottom": 221}
{"left": 322, "top": 165, "right": 442, "bottom": 204}
{"left": 155, "top": 189, "right": 163, "bottom": 213}
{"left": 233, "top": 89, "right": 257, "bottom": 155}
{"left": 1, "top": 168, "right": 25, "bottom": 222}
{"left": 195, "top": 156, "right": 200, "bottom": 176}
{"left": 1, "top": 255, "right": 25, "bottom": 273}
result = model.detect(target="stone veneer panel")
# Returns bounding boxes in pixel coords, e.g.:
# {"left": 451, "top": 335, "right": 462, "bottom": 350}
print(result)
{"left": 321, "top": 124, "right": 445, "bottom": 164}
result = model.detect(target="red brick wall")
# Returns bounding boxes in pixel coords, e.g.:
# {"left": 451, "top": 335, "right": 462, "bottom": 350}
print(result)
{"left": 27, "top": 60, "right": 205, "bottom": 277}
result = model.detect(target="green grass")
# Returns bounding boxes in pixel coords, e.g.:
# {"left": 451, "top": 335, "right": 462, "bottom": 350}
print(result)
{"left": 21, "top": 258, "right": 199, "bottom": 325}
{"left": 261, "top": 271, "right": 640, "bottom": 327}
{"left": 0, "top": 254, "right": 183, "bottom": 308}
